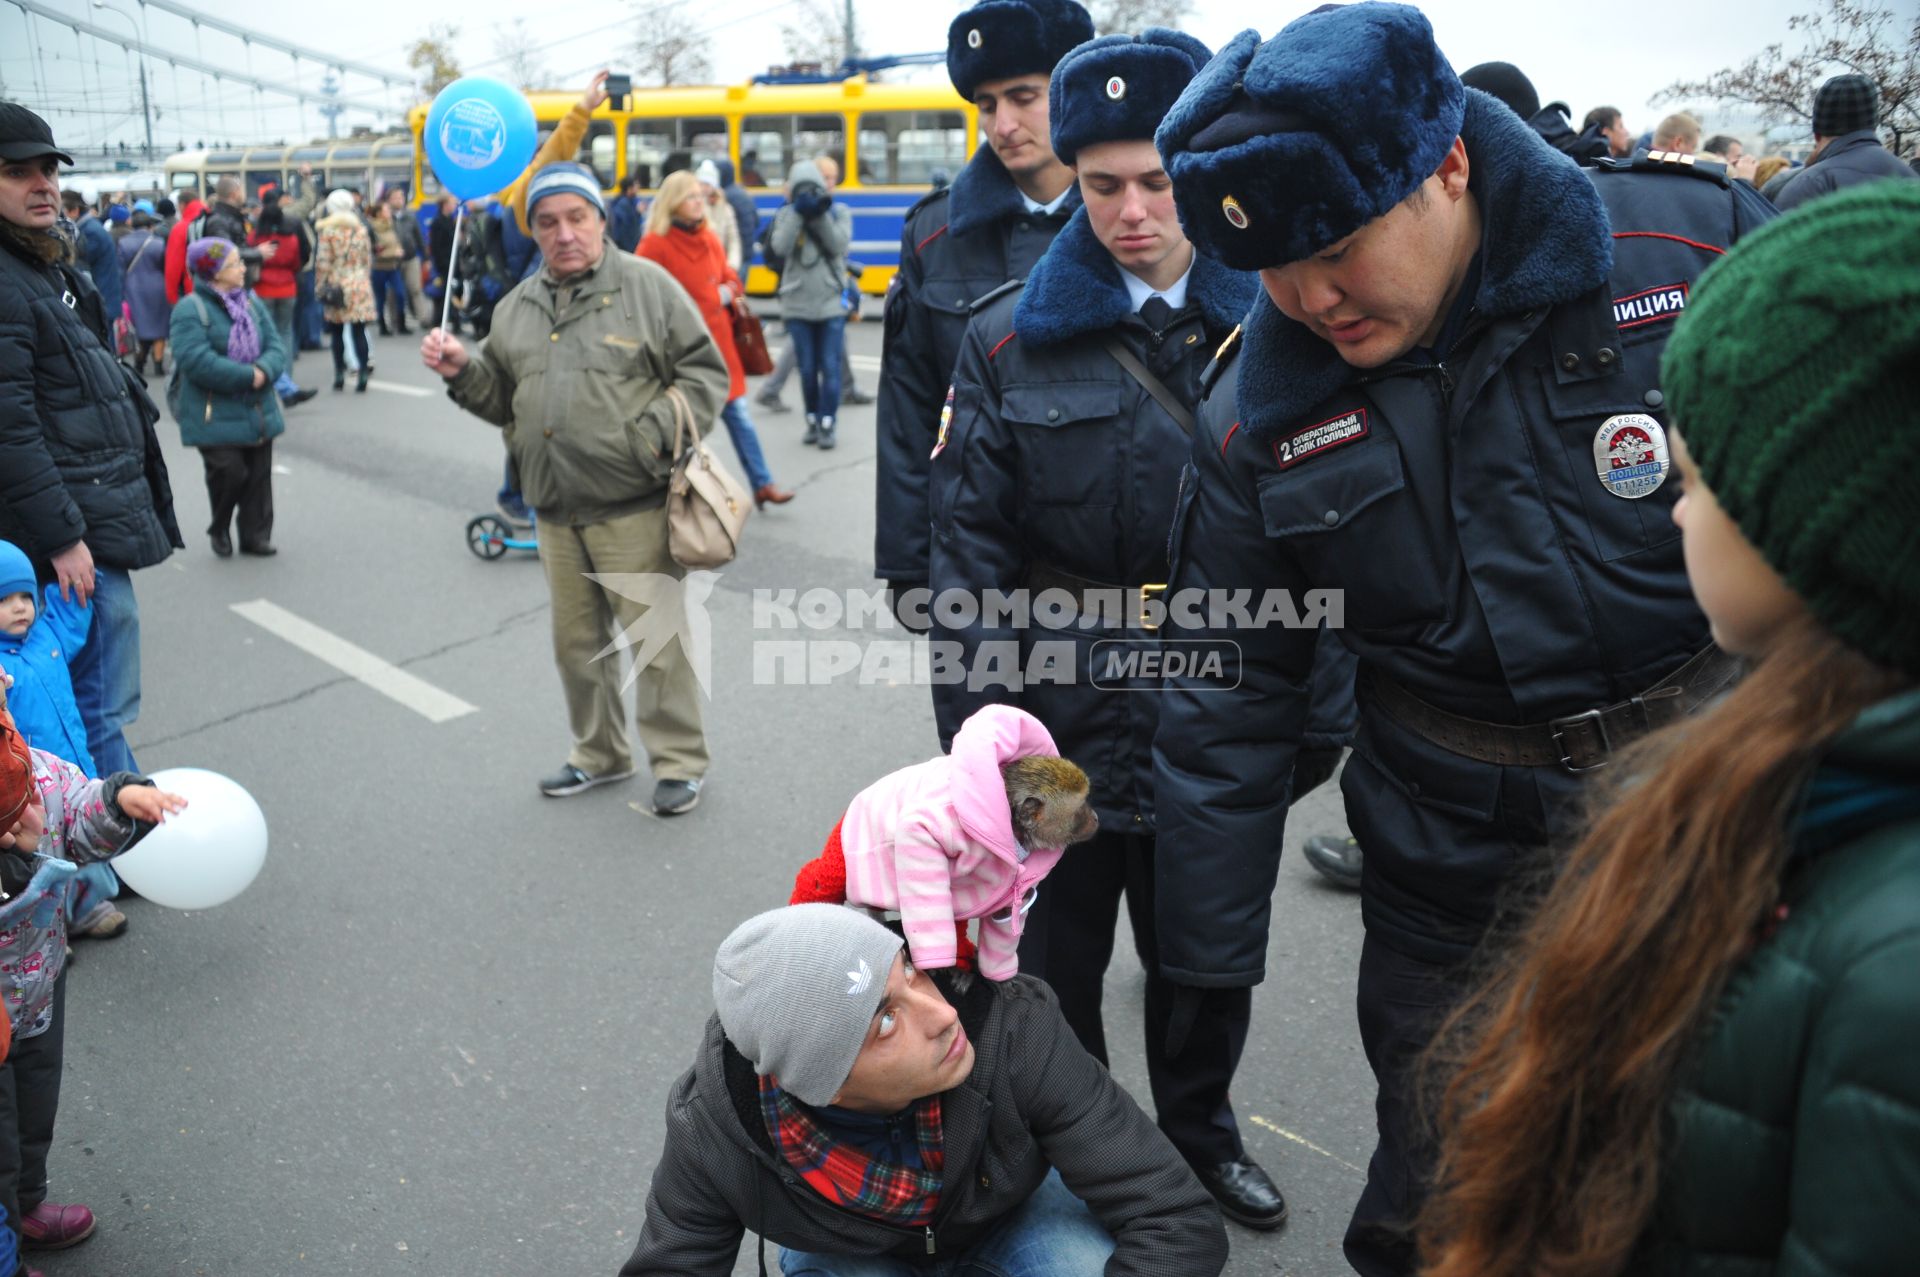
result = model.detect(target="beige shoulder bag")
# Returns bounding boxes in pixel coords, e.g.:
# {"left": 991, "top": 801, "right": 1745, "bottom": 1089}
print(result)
{"left": 663, "top": 384, "right": 752, "bottom": 569}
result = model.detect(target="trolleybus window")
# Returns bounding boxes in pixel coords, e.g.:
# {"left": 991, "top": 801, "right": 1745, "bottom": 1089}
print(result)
{"left": 586, "top": 120, "right": 618, "bottom": 187}
{"left": 855, "top": 111, "right": 967, "bottom": 186}
{"left": 626, "top": 124, "right": 674, "bottom": 188}
{"left": 739, "top": 114, "right": 846, "bottom": 186}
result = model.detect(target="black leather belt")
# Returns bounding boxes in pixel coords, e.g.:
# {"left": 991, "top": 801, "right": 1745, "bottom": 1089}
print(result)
{"left": 1024, "top": 563, "right": 1166, "bottom": 631}
{"left": 1363, "top": 646, "right": 1743, "bottom": 772}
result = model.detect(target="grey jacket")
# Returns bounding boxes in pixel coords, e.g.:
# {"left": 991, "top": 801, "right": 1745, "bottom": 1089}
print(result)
{"left": 620, "top": 973, "right": 1228, "bottom": 1277}
{"left": 769, "top": 160, "right": 852, "bottom": 323}
{"left": 1774, "top": 129, "right": 1919, "bottom": 211}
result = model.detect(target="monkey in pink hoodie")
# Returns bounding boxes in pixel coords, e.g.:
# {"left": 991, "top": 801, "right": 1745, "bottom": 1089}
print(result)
{"left": 789, "top": 705, "right": 1099, "bottom": 981}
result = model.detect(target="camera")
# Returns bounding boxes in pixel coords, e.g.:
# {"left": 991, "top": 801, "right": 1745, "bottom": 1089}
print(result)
{"left": 604, "top": 73, "right": 631, "bottom": 112}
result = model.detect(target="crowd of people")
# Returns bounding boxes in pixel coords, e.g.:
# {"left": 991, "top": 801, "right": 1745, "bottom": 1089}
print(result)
{"left": 3, "top": 0, "right": 1920, "bottom": 1272}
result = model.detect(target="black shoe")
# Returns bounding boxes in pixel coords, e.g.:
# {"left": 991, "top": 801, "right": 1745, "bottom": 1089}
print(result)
{"left": 802, "top": 416, "right": 821, "bottom": 446}
{"left": 209, "top": 529, "right": 232, "bottom": 558}
{"left": 652, "top": 778, "right": 702, "bottom": 816}
{"left": 756, "top": 391, "right": 789, "bottom": 414}
{"left": 378, "top": 321, "right": 392, "bottom": 337}
{"left": 239, "top": 541, "right": 277, "bottom": 557}
{"left": 1194, "top": 1157, "right": 1289, "bottom": 1231}
{"left": 281, "top": 387, "right": 319, "bottom": 407}
{"left": 356, "top": 368, "right": 371, "bottom": 393}
{"left": 332, "top": 369, "right": 346, "bottom": 391}
{"left": 842, "top": 388, "right": 874, "bottom": 406}
{"left": 538, "top": 763, "right": 635, "bottom": 798}
{"left": 816, "top": 417, "right": 837, "bottom": 451}
{"left": 1302, "top": 834, "right": 1363, "bottom": 890}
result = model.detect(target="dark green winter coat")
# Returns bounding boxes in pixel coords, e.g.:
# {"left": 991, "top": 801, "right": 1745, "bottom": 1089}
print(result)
{"left": 167, "top": 283, "right": 287, "bottom": 449}
{"left": 1642, "top": 686, "right": 1920, "bottom": 1275}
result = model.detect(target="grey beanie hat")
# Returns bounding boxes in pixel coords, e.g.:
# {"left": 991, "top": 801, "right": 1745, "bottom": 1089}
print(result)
{"left": 712, "top": 904, "right": 905, "bottom": 1106}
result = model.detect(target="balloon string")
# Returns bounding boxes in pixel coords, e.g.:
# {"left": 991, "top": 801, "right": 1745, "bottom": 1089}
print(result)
{"left": 440, "top": 204, "right": 464, "bottom": 335}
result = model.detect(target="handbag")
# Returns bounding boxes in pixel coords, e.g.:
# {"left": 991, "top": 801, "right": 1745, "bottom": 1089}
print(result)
{"left": 730, "top": 299, "right": 774, "bottom": 377}
{"left": 663, "top": 384, "right": 751, "bottom": 570}
{"left": 319, "top": 280, "right": 346, "bottom": 309}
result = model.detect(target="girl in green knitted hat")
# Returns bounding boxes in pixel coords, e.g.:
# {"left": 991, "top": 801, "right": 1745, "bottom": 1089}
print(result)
{"left": 1416, "top": 179, "right": 1920, "bottom": 1277}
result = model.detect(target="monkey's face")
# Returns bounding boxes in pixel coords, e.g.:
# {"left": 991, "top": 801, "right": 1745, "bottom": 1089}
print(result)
{"left": 1064, "top": 793, "right": 1098, "bottom": 845}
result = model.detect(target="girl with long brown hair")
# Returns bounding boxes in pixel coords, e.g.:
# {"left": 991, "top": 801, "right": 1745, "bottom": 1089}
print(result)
{"left": 1419, "top": 180, "right": 1920, "bottom": 1277}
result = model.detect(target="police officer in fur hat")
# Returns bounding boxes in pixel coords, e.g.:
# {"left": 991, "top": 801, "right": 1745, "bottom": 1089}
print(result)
{"left": 926, "top": 29, "right": 1357, "bottom": 1232}
{"left": 1148, "top": 6, "right": 1776, "bottom": 1273}
{"left": 874, "top": 0, "right": 1094, "bottom": 630}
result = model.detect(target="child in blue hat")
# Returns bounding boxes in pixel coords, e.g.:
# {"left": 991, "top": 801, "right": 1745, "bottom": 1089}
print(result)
{"left": 0, "top": 541, "right": 125, "bottom": 938}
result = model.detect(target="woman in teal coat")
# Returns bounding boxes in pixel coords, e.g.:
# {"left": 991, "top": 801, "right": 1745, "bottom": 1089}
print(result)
{"left": 1417, "top": 182, "right": 1920, "bottom": 1277}
{"left": 169, "top": 237, "right": 286, "bottom": 557}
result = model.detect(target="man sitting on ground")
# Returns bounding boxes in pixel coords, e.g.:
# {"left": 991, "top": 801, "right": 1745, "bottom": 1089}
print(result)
{"left": 619, "top": 903, "right": 1229, "bottom": 1276}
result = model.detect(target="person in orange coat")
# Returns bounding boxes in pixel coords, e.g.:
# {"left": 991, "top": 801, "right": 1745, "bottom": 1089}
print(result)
{"left": 636, "top": 171, "right": 793, "bottom": 510}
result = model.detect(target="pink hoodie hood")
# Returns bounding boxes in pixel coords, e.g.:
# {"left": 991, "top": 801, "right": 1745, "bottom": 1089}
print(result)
{"left": 946, "top": 705, "right": 1058, "bottom": 863}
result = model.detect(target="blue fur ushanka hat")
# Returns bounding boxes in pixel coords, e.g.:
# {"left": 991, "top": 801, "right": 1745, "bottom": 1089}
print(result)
{"left": 1049, "top": 29, "right": 1212, "bottom": 166}
{"left": 948, "top": 0, "right": 1095, "bottom": 102}
{"left": 1156, "top": 3, "right": 1466, "bottom": 271}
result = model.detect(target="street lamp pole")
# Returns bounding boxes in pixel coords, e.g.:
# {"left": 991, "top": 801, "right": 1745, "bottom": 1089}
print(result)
{"left": 91, "top": 1, "right": 154, "bottom": 165}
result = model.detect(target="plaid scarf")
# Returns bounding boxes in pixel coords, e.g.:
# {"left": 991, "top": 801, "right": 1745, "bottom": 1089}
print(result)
{"left": 758, "top": 1074, "right": 944, "bottom": 1227}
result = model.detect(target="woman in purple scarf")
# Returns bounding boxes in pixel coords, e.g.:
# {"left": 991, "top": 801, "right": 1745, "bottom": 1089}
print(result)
{"left": 167, "top": 237, "right": 288, "bottom": 557}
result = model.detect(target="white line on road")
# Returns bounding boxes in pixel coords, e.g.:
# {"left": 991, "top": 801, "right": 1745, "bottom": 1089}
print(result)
{"left": 1247, "top": 1115, "right": 1367, "bottom": 1175}
{"left": 849, "top": 355, "right": 882, "bottom": 371}
{"left": 229, "top": 599, "right": 478, "bottom": 723}
{"left": 366, "top": 381, "right": 434, "bottom": 398}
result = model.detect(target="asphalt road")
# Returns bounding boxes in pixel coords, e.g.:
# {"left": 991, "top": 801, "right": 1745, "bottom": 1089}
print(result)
{"left": 38, "top": 310, "right": 1369, "bottom": 1277}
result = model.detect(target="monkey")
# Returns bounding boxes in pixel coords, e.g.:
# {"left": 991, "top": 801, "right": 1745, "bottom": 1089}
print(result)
{"left": 1002, "top": 755, "right": 1100, "bottom": 856}
{"left": 787, "top": 706, "right": 1093, "bottom": 982}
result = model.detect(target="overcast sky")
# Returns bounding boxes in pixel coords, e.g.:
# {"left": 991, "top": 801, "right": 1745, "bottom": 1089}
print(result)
{"left": 4, "top": 0, "right": 1894, "bottom": 162}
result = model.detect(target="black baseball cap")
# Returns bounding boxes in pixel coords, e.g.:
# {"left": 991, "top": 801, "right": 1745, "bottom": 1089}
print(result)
{"left": 0, "top": 102, "right": 75, "bottom": 165}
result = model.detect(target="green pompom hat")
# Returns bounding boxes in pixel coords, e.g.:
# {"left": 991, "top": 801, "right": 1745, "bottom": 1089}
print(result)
{"left": 1661, "top": 179, "right": 1920, "bottom": 678}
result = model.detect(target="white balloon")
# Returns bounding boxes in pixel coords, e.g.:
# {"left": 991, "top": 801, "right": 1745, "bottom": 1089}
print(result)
{"left": 110, "top": 768, "right": 268, "bottom": 910}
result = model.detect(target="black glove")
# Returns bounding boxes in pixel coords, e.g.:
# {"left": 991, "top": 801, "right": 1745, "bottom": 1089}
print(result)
{"left": 792, "top": 185, "right": 832, "bottom": 219}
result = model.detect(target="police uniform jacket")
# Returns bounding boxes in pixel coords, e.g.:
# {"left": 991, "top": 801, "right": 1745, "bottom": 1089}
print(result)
{"left": 875, "top": 145, "right": 1079, "bottom": 591}
{"left": 1152, "top": 94, "right": 1778, "bottom": 982}
{"left": 929, "top": 209, "right": 1356, "bottom": 829}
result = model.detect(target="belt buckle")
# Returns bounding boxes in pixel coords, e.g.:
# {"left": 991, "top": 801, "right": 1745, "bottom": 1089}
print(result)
{"left": 1550, "top": 708, "right": 1611, "bottom": 773}
{"left": 1138, "top": 583, "right": 1167, "bottom": 631}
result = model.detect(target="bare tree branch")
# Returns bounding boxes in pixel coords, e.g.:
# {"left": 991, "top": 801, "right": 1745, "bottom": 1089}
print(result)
{"left": 494, "top": 18, "right": 550, "bottom": 93}
{"left": 1087, "top": 0, "right": 1195, "bottom": 37}
{"left": 407, "top": 22, "right": 463, "bottom": 100}
{"left": 1657, "top": 0, "right": 1920, "bottom": 154}
{"left": 631, "top": 0, "right": 715, "bottom": 88}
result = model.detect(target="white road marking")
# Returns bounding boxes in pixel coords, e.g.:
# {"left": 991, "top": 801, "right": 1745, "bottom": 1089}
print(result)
{"left": 849, "top": 355, "right": 882, "bottom": 371}
{"left": 366, "top": 381, "right": 434, "bottom": 398}
{"left": 229, "top": 599, "right": 478, "bottom": 723}
{"left": 1247, "top": 1115, "right": 1366, "bottom": 1175}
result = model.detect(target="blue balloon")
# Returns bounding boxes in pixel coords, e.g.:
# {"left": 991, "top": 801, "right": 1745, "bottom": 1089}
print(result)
{"left": 423, "top": 76, "right": 539, "bottom": 202}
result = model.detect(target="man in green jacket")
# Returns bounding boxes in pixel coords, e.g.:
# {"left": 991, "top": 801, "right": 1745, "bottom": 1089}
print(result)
{"left": 423, "top": 162, "right": 730, "bottom": 816}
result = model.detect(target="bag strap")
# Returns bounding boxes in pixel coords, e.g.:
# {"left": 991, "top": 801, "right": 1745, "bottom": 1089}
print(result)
{"left": 664, "top": 384, "right": 696, "bottom": 458}
{"left": 1102, "top": 336, "right": 1196, "bottom": 439}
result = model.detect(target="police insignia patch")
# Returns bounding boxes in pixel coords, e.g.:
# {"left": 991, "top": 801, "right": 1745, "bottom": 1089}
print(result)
{"left": 1593, "top": 413, "right": 1671, "bottom": 499}
{"left": 1275, "top": 408, "right": 1368, "bottom": 470}
{"left": 1613, "top": 281, "right": 1688, "bottom": 331}
{"left": 1221, "top": 195, "right": 1250, "bottom": 230}
{"left": 930, "top": 386, "right": 956, "bottom": 460}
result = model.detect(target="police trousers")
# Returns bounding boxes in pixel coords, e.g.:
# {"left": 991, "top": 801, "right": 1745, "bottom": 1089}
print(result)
{"left": 1018, "top": 828, "right": 1249, "bottom": 1166}
{"left": 1342, "top": 933, "right": 1473, "bottom": 1277}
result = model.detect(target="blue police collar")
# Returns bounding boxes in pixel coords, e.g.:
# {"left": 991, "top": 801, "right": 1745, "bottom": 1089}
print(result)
{"left": 948, "top": 144, "right": 1082, "bottom": 238}
{"left": 1236, "top": 89, "right": 1615, "bottom": 440}
{"left": 1015, "top": 204, "right": 1256, "bottom": 346}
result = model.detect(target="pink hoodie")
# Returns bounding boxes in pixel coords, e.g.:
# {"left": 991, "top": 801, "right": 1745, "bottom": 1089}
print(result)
{"left": 839, "top": 706, "right": 1067, "bottom": 981}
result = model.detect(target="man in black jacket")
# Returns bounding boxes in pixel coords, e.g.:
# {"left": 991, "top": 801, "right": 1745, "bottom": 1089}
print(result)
{"left": 874, "top": 0, "right": 1093, "bottom": 628}
{"left": 1150, "top": 8, "right": 1774, "bottom": 1274}
{"left": 1774, "top": 73, "right": 1918, "bottom": 211}
{"left": 0, "top": 103, "right": 181, "bottom": 775}
{"left": 620, "top": 904, "right": 1227, "bottom": 1276}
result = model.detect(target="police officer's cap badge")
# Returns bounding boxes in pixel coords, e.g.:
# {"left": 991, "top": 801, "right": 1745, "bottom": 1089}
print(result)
{"left": 1221, "top": 195, "right": 1249, "bottom": 230}
{"left": 1106, "top": 76, "right": 1126, "bottom": 100}
{"left": 1593, "top": 413, "right": 1671, "bottom": 499}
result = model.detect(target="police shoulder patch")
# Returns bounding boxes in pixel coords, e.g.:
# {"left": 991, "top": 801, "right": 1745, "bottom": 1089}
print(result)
{"left": 1198, "top": 324, "right": 1242, "bottom": 396}
{"left": 968, "top": 278, "right": 1025, "bottom": 314}
{"left": 1613, "top": 281, "right": 1689, "bottom": 330}
{"left": 1274, "top": 407, "right": 1369, "bottom": 470}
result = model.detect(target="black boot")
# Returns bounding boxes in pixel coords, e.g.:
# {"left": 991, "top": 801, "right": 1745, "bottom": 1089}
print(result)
{"left": 332, "top": 367, "right": 346, "bottom": 391}
{"left": 378, "top": 319, "right": 392, "bottom": 337}
{"left": 356, "top": 367, "right": 371, "bottom": 393}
